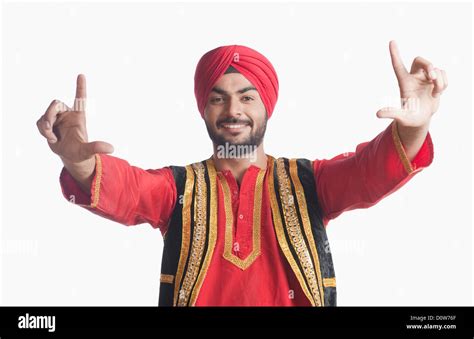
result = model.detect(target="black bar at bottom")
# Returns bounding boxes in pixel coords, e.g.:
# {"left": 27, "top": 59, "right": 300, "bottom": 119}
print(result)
{"left": 0, "top": 306, "right": 472, "bottom": 337}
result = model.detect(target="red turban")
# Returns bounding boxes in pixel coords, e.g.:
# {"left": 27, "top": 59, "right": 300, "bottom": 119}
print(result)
{"left": 194, "top": 45, "right": 279, "bottom": 119}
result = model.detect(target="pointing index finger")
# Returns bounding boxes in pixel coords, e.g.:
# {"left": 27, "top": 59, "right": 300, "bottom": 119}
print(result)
{"left": 74, "top": 74, "right": 87, "bottom": 111}
{"left": 389, "top": 40, "right": 408, "bottom": 81}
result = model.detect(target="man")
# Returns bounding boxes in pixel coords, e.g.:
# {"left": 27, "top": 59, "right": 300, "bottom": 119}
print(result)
{"left": 36, "top": 42, "right": 447, "bottom": 306}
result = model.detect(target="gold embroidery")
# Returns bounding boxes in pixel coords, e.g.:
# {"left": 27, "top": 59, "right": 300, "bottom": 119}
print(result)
{"left": 323, "top": 277, "right": 336, "bottom": 288}
{"left": 189, "top": 160, "right": 218, "bottom": 306}
{"left": 173, "top": 165, "right": 194, "bottom": 306}
{"left": 160, "top": 274, "right": 174, "bottom": 284}
{"left": 267, "top": 156, "right": 316, "bottom": 306}
{"left": 178, "top": 162, "right": 207, "bottom": 306}
{"left": 276, "top": 158, "right": 322, "bottom": 306}
{"left": 90, "top": 154, "right": 103, "bottom": 208}
{"left": 289, "top": 159, "right": 325, "bottom": 306}
{"left": 219, "top": 168, "right": 264, "bottom": 270}
{"left": 391, "top": 121, "right": 414, "bottom": 174}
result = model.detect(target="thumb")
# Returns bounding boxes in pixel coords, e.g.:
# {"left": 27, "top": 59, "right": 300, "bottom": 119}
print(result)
{"left": 376, "top": 107, "right": 406, "bottom": 120}
{"left": 81, "top": 141, "right": 114, "bottom": 158}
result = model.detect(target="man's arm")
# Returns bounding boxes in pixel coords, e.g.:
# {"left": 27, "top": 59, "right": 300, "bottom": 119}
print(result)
{"left": 313, "top": 121, "right": 434, "bottom": 225}
{"left": 313, "top": 41, "right": 447, "bottom": 225}
{"left": 60, "top": 154, "right": 177, "bottom": 232}
{"left": 37, "top": 74, "right": 177, "bottom": 233}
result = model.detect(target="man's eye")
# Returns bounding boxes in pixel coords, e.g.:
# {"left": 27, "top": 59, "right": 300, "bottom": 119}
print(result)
{"left": 210, "top": 97, "right": 223, "bottom": 103}
{"left": 242, "top": 96, "right": 254, "bottom": 101}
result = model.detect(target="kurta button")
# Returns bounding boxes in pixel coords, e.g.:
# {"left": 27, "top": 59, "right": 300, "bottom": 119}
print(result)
{"left": 239, "top": 214, "right": 244, "bottom": 220}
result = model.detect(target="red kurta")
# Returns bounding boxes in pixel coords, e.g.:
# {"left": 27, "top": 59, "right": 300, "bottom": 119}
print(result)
{"left": 59, "top": 122, "right": 433, "bottom": 306}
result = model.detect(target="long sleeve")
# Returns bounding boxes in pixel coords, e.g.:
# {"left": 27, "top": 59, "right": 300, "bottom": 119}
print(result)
{"left": 313, "top": 121, "right": 434, "bottom": 226}
{"left": 59, "top": 154, "right": 177, "bottom": 234}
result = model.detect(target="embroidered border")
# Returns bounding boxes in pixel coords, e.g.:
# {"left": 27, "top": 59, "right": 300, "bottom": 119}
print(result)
{"left": 160, "top": 274, "right": 174, "bottom": 284}
{"left": 275, "top": 158, "right": 322, "bottom": 306}
{"left": 177, "top": 162, "right": 207, "bottom": 306}
{"left": 173, "top": 165, "right": 195, "bottom": 306}
{"left": 189, "top": 159, "right": 218, "bottom": 306}
{"left": 219, "top": 168, "right": 264, "bottom": 270}
{"left": 90, "top": 154, "right": 103, "bottom": 208}
{"left": 391, "top": 121, "right": 414, "bottom": 174}
{"left": 289, "top": 158, "right": 325, "bottom": 306}
{"left": 323, "top": 277, "right": 336, "bottom": 288}
{"left": 267, "top": 156, "right": 316, "bottom": 306}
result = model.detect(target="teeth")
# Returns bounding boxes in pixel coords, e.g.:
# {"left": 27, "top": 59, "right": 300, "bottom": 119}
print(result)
{"left": 222, "top": 124, "right": 247, "bottom": 129}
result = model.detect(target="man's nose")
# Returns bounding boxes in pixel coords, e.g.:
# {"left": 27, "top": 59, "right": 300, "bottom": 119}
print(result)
{"left": 226, "top": 96, "right": 243, "bottom": 116}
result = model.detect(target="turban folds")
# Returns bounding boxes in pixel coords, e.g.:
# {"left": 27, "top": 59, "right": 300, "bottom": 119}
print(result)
{"left": 194, "top": 45, "right": 279, "bottom": 119}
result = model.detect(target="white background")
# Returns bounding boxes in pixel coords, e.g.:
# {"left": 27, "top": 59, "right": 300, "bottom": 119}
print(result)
{"left": 1, "top": 1, "right": 472, "bottom": 306}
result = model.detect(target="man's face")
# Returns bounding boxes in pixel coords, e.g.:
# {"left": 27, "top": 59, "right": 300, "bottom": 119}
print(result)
{"left": 203, "top": 73, "right": 268, "bottom": 150}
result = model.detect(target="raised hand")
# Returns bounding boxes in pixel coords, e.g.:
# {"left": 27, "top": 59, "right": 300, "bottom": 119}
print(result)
{"left": 376, "top": 40, "right": 448, "bottom": 128}
{"left": 37, "top": 74, "right": 114, "bottom": 192}
{"left": 36, "top": 74, "right": 114, "bottom": 163}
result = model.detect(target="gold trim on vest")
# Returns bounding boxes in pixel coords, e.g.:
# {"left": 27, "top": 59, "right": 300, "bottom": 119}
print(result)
{"left": 161, "top": 274, "right": 174, "bottom": 284}
{"left": 289, "top": 158, "right": 325, "bottom": 305}
{"left": 189, "top": 159, "right": 218, "bottom": 306}
{"left": 173, "top": 165, "right": 194, "bottom": 306}
{"left": 275, "top": 157, "right": 322, "bottom": 306}
{"left": 177, "top": 162, "right": 207, "bottom": 306}
{"left": 323, "top": 277, "right": 336, "bottom": 288}
{"left": 268, "top": 156, "right": 316, "bottom": 306}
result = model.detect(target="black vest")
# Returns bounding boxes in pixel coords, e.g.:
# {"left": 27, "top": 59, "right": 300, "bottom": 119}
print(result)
{"left": 158, "top": 156, "right": 336, "bottom": 306}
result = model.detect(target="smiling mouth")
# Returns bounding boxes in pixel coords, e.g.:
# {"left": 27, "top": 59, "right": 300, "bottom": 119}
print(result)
{"left": 218, "top": 121, "right": 252, "bottom": 133}
{"left": 220, "top": 123, "right": 250, "bottom": 129}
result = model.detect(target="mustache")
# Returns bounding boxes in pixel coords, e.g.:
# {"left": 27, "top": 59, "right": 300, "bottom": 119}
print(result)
{"left": 217, "top": 117, "right": 252, "bottom": 126}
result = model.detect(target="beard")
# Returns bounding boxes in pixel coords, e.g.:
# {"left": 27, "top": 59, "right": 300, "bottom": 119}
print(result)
{"left": 205, "top": 114, "right": 268, "bottom": 153}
